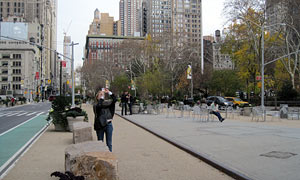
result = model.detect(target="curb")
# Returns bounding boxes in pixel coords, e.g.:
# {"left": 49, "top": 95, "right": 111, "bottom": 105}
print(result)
{"left": 117, "top": 113, "right": 253, "bottom": 180}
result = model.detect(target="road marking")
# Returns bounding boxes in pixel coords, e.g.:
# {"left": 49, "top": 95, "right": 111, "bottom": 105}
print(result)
{"left": 0, "top": 113, "right": 45, "bottom": 137}
{"left": 0, "top": 116, "right": 50, "bottom": 179}
{"left": 25, "top": 112, "right": 37, "bottom": 116}
{"left": 6, "top": 112, "right": 22, "bottom": 117}
{"left": 16, "top": 112, "right": 28, "bottom": 117}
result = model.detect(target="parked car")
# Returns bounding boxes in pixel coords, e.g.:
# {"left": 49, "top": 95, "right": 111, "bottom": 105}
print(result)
{"left": 48, "top": 95, "right": 56, "bottom": 102}
{"left": 225, "top": 97, "right": 250, "bottom": 108}
{"left": 184, "top": 98, "right": 195, "bottom": 106}
{"left": 206, "top": 96, "right": 234, "bottom": 109}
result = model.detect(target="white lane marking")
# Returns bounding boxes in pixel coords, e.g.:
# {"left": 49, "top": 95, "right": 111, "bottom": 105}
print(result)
{"left": 16, "top": 112, "right": 29, "bottom": 117}
{"left": 25, "top": 112, "right": 37, "bottom": 116}
{"left": 6, "top": 112, "right": 22, "bottom": 117}
{"left": 0, "top": 112, "right": 44, "bottom": 137}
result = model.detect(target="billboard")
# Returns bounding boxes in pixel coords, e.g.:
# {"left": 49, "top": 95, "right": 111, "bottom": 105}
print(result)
{"left": 0, "top": 22, "right": 28, "bottom": 40}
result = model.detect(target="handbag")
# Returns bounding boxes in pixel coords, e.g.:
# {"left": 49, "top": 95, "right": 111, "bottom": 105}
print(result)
{"left": 98, "top": 108, "right": 112, "bottom": 127}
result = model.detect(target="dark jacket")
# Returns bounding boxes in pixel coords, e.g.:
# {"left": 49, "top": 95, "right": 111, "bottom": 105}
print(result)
{"left": 121, "top": 93, "right": 128, "bottom": 103}
{"left": 93, "top": 94, "right": 117, "bottom": 130}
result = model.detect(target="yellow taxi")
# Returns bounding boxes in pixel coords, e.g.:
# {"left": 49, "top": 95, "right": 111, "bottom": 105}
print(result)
{"left": 225, "top": 97, "right": 250, "bottom": 108}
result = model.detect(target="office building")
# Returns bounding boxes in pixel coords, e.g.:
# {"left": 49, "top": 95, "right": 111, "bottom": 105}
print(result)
{"left": 119, "top": 0, "right": 142, "bottom": 37}
{"left": 0, "top": 0, "right": 57, "bottom": 98}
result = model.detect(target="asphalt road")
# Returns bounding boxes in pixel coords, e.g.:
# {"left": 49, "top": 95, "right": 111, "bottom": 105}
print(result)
{"left": 0, "top": 102, "right": 51, "bottom": 135}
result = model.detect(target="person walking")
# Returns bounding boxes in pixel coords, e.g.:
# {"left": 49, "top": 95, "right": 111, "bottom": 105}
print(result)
{"left": 121, "top": 91, "right": 128, "bottom": 115}
{"left": 93, "top": 88, "right": 117, "bottom": 152}
{"left": 210, "top": 100, "right": 225, "bottom": 122}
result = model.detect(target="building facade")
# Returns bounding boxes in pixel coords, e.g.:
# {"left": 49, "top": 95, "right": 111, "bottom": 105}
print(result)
{"left": 88, "top": 9, "right": 119, "bottom": 36}
{"left": 212, "top": 30, "right": 234, "bottom": 70}
{"left": 119, "top": 0, "right": 142, "bottom": 37}
{"left": 0, "top": 23, "right": 41, "bottom": 99}
{"left": 0, "top": 0, "right": 57, "bottom": 99}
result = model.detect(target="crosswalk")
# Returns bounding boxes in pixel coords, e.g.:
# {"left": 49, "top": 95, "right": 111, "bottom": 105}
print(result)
{"left": 0, "top": 111, "right": 47, "bottom": 118}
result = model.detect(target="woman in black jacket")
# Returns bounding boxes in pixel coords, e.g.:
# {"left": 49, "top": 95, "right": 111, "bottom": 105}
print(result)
{"left": 93, "top": 88, "right": 117, "bottom": 152}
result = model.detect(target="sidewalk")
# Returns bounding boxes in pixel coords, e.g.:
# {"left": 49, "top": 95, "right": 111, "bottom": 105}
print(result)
{"left": 120, "top": 109, "right": 300, "bottom": 180}
{"left": 2, "top": 104, "right": 231, "bottom": 180}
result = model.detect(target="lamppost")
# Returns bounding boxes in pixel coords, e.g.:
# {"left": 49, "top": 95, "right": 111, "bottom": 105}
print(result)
{"left": 261, "top": 23, "right": 286, "bottom": 121}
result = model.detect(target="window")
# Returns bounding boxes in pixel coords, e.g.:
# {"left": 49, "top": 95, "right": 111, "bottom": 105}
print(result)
{"left": 2, "top": 69, "right": 8, "bottom": 74}
{"left": 13, "top": 54, "right": 21, "bottom": 59}
{"left": 2, "top": 77, "right": 8, "bottom": 82}
{"left": 1, "top": 85, "right": 7, "bottom": 90}
{"left": 13, "top": 61, "right": 21, "bottom": 66}
{"left": 2, "top": 54, "right": 10, "bottom": 59}
{"left": 2, "top": 61, "right": 8, "bottom": 66}
{"left": 13, "top": 69, "right": 21, "bottom": 74}
{"left": 13, "top": 77, "right": 21, "bottom": 82}
{"left": 13, "top": 84, "right": 21, "bottom": 90}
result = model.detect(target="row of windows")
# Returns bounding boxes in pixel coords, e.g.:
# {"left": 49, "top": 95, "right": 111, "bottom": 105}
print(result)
{"left": 1, "top": 54, "right": 22, "bottom": 59}
{"left": 1, "top": 76, "right": 22, "bottom": 82}
{"left": 1, "top": 61, "right": 22, "bottom": 67}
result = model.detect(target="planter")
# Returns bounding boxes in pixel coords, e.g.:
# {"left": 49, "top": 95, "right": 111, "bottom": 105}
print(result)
{"left": 132, "top": 105, "right": 140, "bottom": 114}
{"left": 54, "top": 123, "right": 66, "bottom": 131}
{"left": 67, "top": 116, "right": 85, "bottom": 132}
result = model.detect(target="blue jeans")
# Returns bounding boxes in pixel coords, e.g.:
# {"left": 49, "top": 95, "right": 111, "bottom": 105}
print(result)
{"left": 96, "top": 123, "right": 113, "bottom": 152}
{"left": 121, "top": 103, "right": 127, "bottom": 115}
{"left": 212, "top": 111, "right": 223, "bottom": 121}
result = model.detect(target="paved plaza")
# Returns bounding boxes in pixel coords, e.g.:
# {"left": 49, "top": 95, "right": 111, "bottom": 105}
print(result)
{"left": 119, "top": 109, "right": 300, "bottom": 180}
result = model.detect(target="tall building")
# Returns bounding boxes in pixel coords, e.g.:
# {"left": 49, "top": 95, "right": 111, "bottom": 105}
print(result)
{"left": 0, "top": 0, "right": 57, "bottom": 98}
{"left": 119, "top": 0, "right": 142, "bottom": 37}
{"left": 88, "top": 9, "right": 118, "bottom": 36}
{"left": 213, "top": 30, "right": 234, "bottom": 70}
{"left": 141, "top": 0, "right": 202, "bottom": 45}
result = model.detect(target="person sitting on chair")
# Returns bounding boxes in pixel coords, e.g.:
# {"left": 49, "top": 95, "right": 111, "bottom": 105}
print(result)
{"left": 210, "top": 101, "right": 225, "bottom": 122}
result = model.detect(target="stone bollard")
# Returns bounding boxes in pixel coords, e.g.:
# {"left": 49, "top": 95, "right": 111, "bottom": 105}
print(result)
{"left": 73, "top": 122, "right": 93, "bottom": 144}
{"left": 65, "top": 141, "right": 118, "bottom": 180}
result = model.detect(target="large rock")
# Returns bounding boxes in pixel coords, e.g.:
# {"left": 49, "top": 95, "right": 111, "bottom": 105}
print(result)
{"left": 65, "top": 141, "right": 118, "bottom": 180}
{"left": 73, "top": 122, "right": 93, "bottom": 144}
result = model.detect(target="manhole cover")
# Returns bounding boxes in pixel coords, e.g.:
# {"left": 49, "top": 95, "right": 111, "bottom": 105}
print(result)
{"left": 260, "top": 151, "right": 297, "bottom": 159}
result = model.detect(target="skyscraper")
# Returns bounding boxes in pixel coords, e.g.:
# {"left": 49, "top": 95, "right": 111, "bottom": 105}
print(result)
{"left": 119, "top": 0, "right": 142, "bottom": 37}
{"left": 88, "top": 9, "right": 115, "bottom": 36}
{"left": 142, "top": 0, "right": 202, "bottom": 45}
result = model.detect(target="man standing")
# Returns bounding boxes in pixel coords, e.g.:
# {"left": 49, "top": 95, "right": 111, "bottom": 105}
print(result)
{"left": 121, "top": 91, "right": 128, "bottom": 115}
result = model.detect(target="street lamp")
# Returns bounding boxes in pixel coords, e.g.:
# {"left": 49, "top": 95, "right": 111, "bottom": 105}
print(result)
{"left": 261, "top": 23, "right": 286, "bottom": 121}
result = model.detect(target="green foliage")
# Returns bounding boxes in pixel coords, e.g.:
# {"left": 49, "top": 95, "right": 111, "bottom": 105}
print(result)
{"left": 278, "top": 82, "right": 298, "bottom": 100}
{"left": 47, "top": 96, "right": 72, "bottom": 130}
{"left": 111, "top": 73, "right": 131, "bottom": 95}
{"left": 137, "top": 70, "right": 168, "bottom": 98}
{"left": 65, "top": 107, "right": 88, "bottom": 122}
{"left": 51, "top": 96, "right": 71, "bottom": 112}
{"left": 209, "top": 70, "right": 243, "bottom": 96}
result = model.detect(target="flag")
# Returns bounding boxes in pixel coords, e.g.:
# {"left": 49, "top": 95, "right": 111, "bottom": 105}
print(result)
{"left": 62, "top": 61, "right": 66, "bottom": 67}
{"left": 187, "top": 65, "right": 192, "bottom": 79}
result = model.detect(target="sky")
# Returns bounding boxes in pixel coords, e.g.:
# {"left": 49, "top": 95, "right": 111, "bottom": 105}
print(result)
{"left": 57, "top": 0, "right": 227, "bottom": 68}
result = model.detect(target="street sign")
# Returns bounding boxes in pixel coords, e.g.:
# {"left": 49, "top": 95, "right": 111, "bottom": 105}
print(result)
{"left": 257, "top": 82, "right": 262, "bottom": 88}
{"left": 67, "top": 80, "right": 70, "bottom": 85}
{"left": 256, "top": 76, "right": 262, "bottom": 81}
{"left": 48, "top": 79, "right": 51, "bottom": 84}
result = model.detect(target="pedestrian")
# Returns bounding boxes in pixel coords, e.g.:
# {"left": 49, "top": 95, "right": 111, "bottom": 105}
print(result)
{"left": 210, "top": 100, "right": 225, "bottom": 122}
{"left": 93, "top": 88, "right": 117, "bottom": 152}
{"left": 11, "top": 97, "right": 15, "bottom": 106}
{"left": 128, "top": 93, "right": 134, "bottom": 115}
{"left": 121, "top": 91, "right": 128, "bottom": 115}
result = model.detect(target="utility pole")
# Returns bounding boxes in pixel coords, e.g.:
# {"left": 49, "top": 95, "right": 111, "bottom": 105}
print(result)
{"left": 60, "top": 57, "right": 62, "bottom": 96}
{"left": 71, "top": 41, "right": 79, "bottom": 107}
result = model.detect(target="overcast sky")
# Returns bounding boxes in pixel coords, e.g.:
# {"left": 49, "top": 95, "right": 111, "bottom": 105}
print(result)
{"left": 57, "top": 0, "right": 227, "bottom": 68}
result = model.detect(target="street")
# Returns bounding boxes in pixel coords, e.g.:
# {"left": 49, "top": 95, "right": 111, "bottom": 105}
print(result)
{"left": 0, "top": 102, "right": 51, "bottom": 177}
{"left": 0, "top": 102, "right": 51, "bottom": 134}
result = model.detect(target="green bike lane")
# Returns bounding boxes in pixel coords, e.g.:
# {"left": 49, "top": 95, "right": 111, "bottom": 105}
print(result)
{"left": 0, "top": 114, "right": 48, "bottom": 176}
